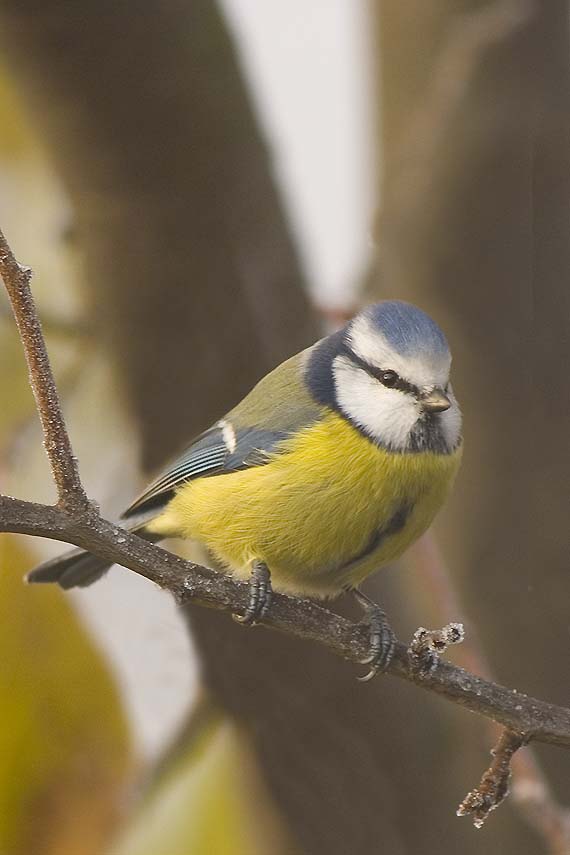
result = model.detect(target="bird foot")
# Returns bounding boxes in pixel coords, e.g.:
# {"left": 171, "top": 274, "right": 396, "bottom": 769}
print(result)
{"left": 352, "top": 589, "right": 396, "bottom": 682}
{"left": 233, "top": 561, "right": 272, "bottom": 625}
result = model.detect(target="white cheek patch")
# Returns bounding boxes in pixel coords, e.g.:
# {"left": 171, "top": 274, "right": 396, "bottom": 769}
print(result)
{"left": 348, "top": 314, "right": 451, "bottom": 389}
{"left": 332, "top": 356, "right": 421, "bottom": 450}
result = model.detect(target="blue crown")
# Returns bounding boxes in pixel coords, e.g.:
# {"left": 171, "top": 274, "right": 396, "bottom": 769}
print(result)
{"left": 364, "top": 301, "right": 449, "bottom": 358}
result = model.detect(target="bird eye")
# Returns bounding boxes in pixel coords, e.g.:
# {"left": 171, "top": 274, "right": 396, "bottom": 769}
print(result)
{"left": 380, "top": 370, "right": 399, "bottom": 388}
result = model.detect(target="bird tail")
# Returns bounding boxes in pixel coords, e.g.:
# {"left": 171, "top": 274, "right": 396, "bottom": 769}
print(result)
{"left": 26, "top": 513, "right": 163, "bottom": 590}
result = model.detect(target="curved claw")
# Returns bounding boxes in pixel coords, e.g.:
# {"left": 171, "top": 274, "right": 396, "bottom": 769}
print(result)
{"left": 357, "top": 665, "right": 380, "bottom": 683}
{"left": 233, "top": 609, "right": 258, "bottom": 626}
{"left": 352, "top": 588, "right": 396, "bottom": 681}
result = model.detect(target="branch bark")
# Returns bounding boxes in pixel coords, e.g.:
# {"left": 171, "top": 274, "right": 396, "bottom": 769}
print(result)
{"left": 2, "top": 491, "right": 570, "bottom": 751}
{"left": 0, "top": 229, "right": 90, "bottom": 511}
{"left": 458, "top": 730, "right": 528, "bottom": 828}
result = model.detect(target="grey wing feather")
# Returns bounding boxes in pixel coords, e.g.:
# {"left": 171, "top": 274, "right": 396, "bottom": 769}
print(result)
{"left": 123, "top": 423, "right": 292, "bottom": 518}
{"left": 225, "top": 426, "right": 291, "bottom": 468}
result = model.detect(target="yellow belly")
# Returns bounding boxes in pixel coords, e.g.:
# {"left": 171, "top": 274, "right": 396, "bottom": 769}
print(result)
{"left": 150, "top": 413, "right": 462, "bottom": 597}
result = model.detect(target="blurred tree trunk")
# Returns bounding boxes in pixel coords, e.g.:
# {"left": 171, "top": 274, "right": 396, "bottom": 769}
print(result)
{"left": 0, "top": 0, "right": 316, "bottom": 470}
{"left": 367, "top": 0, "right": 570, "bottom": 851}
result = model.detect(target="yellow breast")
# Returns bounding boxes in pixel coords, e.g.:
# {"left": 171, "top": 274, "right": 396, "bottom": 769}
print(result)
{"left": 151, "top": 413, "right": 462, "bottom": 597}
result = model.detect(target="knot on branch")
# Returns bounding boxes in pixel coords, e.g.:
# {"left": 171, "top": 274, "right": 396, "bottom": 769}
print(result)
{"left": 408, "top": 621, "right": 465, "bottom": 676}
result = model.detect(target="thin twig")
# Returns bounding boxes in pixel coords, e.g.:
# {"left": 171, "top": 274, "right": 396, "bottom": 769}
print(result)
{"left": 409, "top": 536, "right": 570, "bottom": 851}
{"left": 458, "top": 729, "right": 527, "bottom": 828}
{"left": 0, "top": 227, "right": 90, "bottom": 512}
{"left": 0, "top": 293, "right": 92, "bottom": 340}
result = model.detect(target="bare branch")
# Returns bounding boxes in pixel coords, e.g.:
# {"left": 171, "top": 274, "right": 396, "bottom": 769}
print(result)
{"left": 458, "top": 729, "right": 527, "bottom": 828}
{"left": 1, "top": 493, "right": 570, "bottom": 754}
{"left": 411, "top": 536, "right": 570, "bottom": 849}
{"left": 0, "top": 293, "right": 91, "bottom": 340}
{"left": 0, "top": 227, "right": 90, "bottom": 511}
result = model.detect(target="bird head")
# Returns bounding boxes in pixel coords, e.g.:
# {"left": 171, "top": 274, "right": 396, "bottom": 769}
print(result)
{"left": 306, "top": 301, "right": 462, "bottom": 453}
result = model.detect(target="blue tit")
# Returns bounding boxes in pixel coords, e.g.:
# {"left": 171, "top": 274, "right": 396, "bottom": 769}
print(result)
{"left": 28, "top": 301, "right": 462, "bottom": 670}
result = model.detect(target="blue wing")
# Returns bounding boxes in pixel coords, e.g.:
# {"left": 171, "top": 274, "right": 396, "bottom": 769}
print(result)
{"left": 122, "top": 422, "right": 290, "bottom": 518}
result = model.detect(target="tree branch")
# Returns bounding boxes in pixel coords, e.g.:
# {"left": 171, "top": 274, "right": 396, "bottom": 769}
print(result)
{"left": 0, "top": 227, "right": 90, "bottom": 511}
{"left": 2, "top": 227, "right": 570, "bottom": 826}
{"left": 458, "top": 729, "right": 528, "bottom": 828}
{"left": 2, "top": 492, "right": 570, "bottom": 752}
{"left": 410, "top": 535, "right": 570, "bottom": 847}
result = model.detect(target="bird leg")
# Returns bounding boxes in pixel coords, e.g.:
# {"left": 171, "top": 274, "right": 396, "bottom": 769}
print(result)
{"left": 233, "top": 560, "right": 273, "bottom": 625}
{"left": 352, "top": 588, "right": 396, "bottom": 681}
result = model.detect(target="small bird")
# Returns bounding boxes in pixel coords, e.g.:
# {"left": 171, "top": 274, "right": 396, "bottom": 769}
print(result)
{"left": 28, "top": 300, "right": 462, "bottom": 676}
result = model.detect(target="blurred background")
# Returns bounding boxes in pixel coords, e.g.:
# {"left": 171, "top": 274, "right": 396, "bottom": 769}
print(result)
{"left": 0, "top": 1, "right": 569, "bottom": 853}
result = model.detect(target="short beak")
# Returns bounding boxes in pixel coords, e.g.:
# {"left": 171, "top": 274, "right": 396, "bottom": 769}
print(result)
{"left": 421, "top": 388, "right": 451, "bottom": 414}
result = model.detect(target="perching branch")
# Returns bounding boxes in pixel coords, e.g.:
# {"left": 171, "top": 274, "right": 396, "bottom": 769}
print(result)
{"left": 2, "top": 228, "right": 570, "bottom": 824}
{"left": 2, "top": 489, "right": 570, "bottom": 751}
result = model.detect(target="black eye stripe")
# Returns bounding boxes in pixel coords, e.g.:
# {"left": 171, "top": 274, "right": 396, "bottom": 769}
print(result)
{"left": 340, "top": 347, "right": 420, "bottom": 397}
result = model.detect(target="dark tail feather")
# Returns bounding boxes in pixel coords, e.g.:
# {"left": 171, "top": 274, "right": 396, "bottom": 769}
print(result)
{"left": 26, "top": 515, "right": 163, "bottom": 590}
{"left": 27, "top": 549, "right": 113, "bottom": 589}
